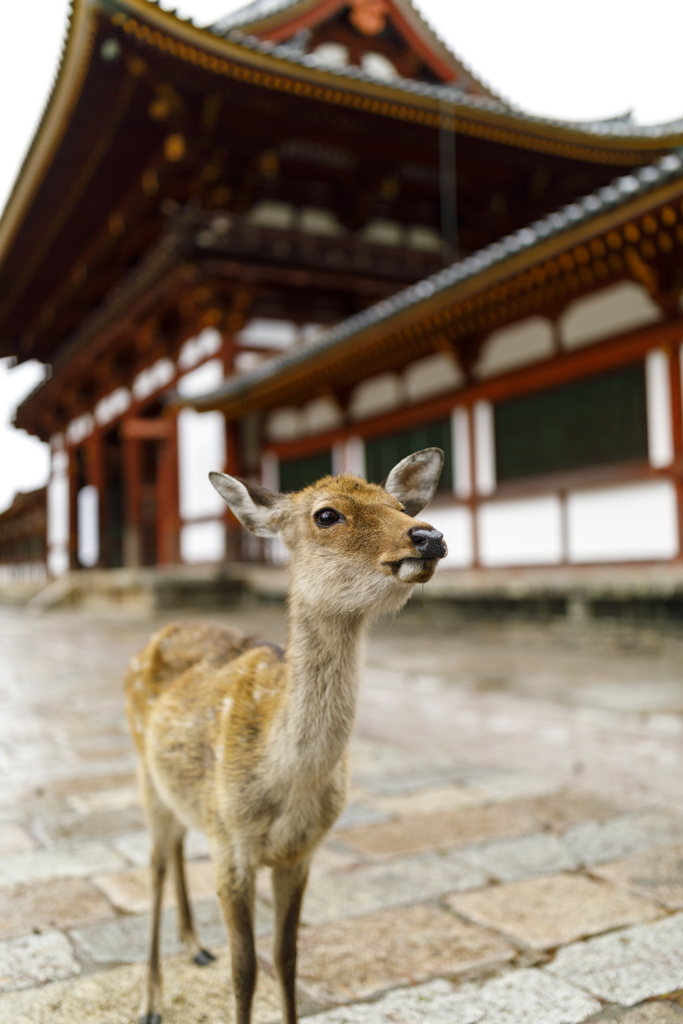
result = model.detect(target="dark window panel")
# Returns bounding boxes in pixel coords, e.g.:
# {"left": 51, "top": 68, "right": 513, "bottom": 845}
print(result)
{"left": 365, "top": 419, "right": 453, "bottom": 491}
{"left": 494, "top": 362, "right": 648, "bottom": 483}
{"left": 279, "top": 450, "right": 333, "bottom": 492}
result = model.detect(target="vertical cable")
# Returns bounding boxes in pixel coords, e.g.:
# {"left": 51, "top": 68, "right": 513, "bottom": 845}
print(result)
{"left": 439, "top": 96, "right": 459, "bottom": 263}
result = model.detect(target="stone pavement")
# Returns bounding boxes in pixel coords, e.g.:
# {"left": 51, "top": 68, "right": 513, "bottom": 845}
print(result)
{"left": 1, "top": 604, "right": 683, "bottom": 1023}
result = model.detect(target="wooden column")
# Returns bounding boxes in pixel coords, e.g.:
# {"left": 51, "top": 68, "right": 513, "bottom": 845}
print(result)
{"left": 157, "top": 414, "right": 180, "bottom": 565}
{"left": 467, "top": 404, "right": 480, "bottom": 569}
{"left": 68, "top": 449, "right": 79, "bottom": 571}
{"left": 122, "top": 432, "right": 141, "bottom": 568}
{"left": 85, "top": 430, "right": 104, "bottom": 568}
{"left": 668, "top": 344, "right": 683, "bottom": 559}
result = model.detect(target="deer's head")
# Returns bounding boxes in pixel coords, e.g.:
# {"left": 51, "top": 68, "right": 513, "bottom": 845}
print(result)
{"left": 210, "top": 448, "right": 447, "bottom": 617}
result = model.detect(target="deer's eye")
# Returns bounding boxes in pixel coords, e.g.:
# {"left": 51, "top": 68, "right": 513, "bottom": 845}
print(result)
{"left": 315, "top": 508, "right": 341, "bottom": 528}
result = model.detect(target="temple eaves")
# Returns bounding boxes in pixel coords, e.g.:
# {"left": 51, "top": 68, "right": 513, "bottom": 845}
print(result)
{"left": 179, "top": 147, "right": 683, "bottom": 416}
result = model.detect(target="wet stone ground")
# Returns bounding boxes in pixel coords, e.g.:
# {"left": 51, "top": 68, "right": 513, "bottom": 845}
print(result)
{"left": 1, "top": 601, "right": 683, "bottom": 1023}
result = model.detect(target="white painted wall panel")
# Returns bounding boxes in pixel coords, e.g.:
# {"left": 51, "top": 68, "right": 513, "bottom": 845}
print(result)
{"left": 560, "top": 282, "right": 661, "bottom": 350}
{"left": 180, "top": 521, "right": 226, "bottom": 564}
{"left": 47, "top": 450, "right": 69, "bottom": 577}
{"left": 475, "top": 316, "right": 554, "bottom": 379}
{"left": 645, "top": 349, "right": 673, "bottom": 467}
{"left": 404, "top": 352, "right": 463, "bottom": 402}
{"left": 567, "top": 480, "right": 678, "bottom": 562}
{"left": 427, "top": 506, "right": 473, "bottom": 568}
{"left": 178, "top": 409, "right": 226, "bottom": 520}
{"left": 478, "top": 495, "right": 563, "bottom": 566}
{"left": 77, "top": 486, "right": 99, "bottom": 568}
{"left": 452, "top": 406, "right": 471, "bottom": 498}
{"left": 473, "top": 401, "right": 496, "bottom": 495}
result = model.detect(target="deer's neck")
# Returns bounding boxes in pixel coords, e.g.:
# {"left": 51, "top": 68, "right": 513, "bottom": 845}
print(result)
{"left": 279, "top": 595, "right": 366, "bottom": 779}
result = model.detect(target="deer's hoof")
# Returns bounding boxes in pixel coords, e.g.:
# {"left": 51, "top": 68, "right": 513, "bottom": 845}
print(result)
{"left": 194, "top": 948, "right": 216, "bottom": 966}
{"left": 139, "top": 1016, "right": 161, "bottom": 1024}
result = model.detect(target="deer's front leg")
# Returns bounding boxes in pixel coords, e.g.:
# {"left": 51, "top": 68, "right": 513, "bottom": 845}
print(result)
{"left": 272, "top": 860, "right": 309, "bottom": 1024}
{"left": 215, "top": 856, "right": 257, "bottom": 1024}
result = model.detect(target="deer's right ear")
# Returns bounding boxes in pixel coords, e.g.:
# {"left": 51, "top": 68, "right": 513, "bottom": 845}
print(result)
{"left": 209, "top": 472, "right": 284, "bottom": 537}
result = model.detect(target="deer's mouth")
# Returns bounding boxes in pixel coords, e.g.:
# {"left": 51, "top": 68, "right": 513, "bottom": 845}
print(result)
{"left": 384, "top": 557, "right": 439, "bottom": 584}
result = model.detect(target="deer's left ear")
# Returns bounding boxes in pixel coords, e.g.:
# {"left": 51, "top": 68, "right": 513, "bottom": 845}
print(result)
{"left": 384, "top": 448, "right": 444, "bottom": 517}
{"left": 209, "top": 472, "right": 285, "bottom": 537}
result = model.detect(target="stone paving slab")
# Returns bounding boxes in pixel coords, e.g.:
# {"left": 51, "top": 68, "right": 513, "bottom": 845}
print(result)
{"left": 0, "top": 878, "right": 113, "bottom": 940}
{"left": 546, "top": 912, "right": 683, "bottom": 1005}
{"left": 448, "top": 873, "right": 662, "bottom": 949}
{"left": 563, "top": 819, "right": 656, "bottom": 866}
{"left": 0, "top": 949, "right": 281, "bottom": 1024}
{"left": 67, "top": 784, "right": 140, "bottom": 814}
{"left": 70, "top": 896, "right": 272, "bottom": 965}
{"left": 0, "top": 841, "right": 127, "bottom": 887}
{"left": 338, "top": 791, "right": 621, "bottom": 859}
{"left": 458, "top": 832, "right": 580, "bottom": 883}
{"left": 93, "top": 858, "right": 216, "bottom": 914}
{"left": 304, "top": 969, "right": 602, "bottom": 1024}
{"left": 284, "top": 904, "right": 515, "bottom": 1005}
{"left": 592, "top": 845, "right": 683, "bottom": 909}
{"left": 605, "top": 1005, "right": 683, "bottom": 1022}
{"left": 301, "top": 853, "right": 487, "bottom": 924}
{"left": 0, "top": 932, "right": 81, "bottom": 991}
{"left": 32, "top": 807, "right": 147, "bottom": 846}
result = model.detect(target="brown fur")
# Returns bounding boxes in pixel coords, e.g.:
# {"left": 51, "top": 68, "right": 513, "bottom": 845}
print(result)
{"left": 125, "top": 460, "right": 446, "bottom": 1024}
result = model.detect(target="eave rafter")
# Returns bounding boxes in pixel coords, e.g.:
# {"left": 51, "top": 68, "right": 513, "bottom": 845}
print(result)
{"left": 189, "top": 176, "right": 683, "bottom": 421}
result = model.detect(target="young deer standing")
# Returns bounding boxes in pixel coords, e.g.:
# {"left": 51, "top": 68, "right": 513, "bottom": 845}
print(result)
{"left": 125, "top": 448, "right": 447, "bottom": 1024}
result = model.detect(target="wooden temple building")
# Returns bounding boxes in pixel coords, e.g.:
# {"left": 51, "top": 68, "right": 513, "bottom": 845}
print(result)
{"left": 3, "top": 0, "right": 683, "bottom": 593}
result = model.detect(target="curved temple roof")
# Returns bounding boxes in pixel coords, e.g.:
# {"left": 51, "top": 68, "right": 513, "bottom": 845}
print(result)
{"left": 185, "top": 146, "right": 683, "bottom": 414}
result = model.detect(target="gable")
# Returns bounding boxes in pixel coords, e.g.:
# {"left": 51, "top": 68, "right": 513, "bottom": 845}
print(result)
{"left": 211, "top": 0, "right": 500, "bottom": 94}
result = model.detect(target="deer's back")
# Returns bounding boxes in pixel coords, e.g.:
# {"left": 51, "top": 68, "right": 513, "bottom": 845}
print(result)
{"left": 125, "top": 621, "right": 253, "bottom": 754}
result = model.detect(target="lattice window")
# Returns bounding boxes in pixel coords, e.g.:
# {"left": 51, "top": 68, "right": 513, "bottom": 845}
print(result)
{"left": 365, "top": 419, "right": 453, "bottom": 491}
{"left": 494, "top": 362, "right": 648, "bottom": 483}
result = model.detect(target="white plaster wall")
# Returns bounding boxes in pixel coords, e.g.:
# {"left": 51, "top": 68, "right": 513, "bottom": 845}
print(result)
{"left": 560, "top": 282, "right": 661, "bottom": 350}
{"left": 265, "top": 408, "right": 305, "bottom": 442}
{"left": 132, "top": 358, "right": 175, "bottom": 401}
{"left": 180, "top": 521, "right": 226, "bottom": 563}
{"left": 178, "top": 409, "right": 226, "bottom": 520}
{"left": 427, "top": 505, "right": 473, "bottom": 568}
{"left": 176, "top": 358, "right": 223, "bottom": 399}
{"left": 475, "top": 316, "right": 554, "bottom": 379}
{"left": 452, "top": 406, "right": 471, "bottom": 498}
{"left": 95, "top": 387, "right": 130, "bottom": 426}
{"left": 645, "top": 349, "right": 673, "bottom": 467}
{"left": 404, "top": 352, "right": 463, "bottom": 403}
{"left": 343, "top": 436, "right": 366, "bottom": 478}
{"left": 473, "top": 401, "right": 496, "bottom": 495}
{"left": 304, "top": 395, "right": 343, "bottom": 434}
{"left": 177, "top": 327, "right": 222, "bottom": 370}
{"left": 261, "top": 452, "right": 279, "bottom": 492}
{"left": 478, "top": 495, "right": 563, "bottom": 566}
{"left": 47, "top": 450, "right": 69, "bottom": 577}
{"left": 77, "top": 485, "right": 99, "bottom": 568}
{"left": 349, "top": 373, "right": 404, "bottom": 421}
{"left": 567, "top": 480, "right": 678, "bottom": 562}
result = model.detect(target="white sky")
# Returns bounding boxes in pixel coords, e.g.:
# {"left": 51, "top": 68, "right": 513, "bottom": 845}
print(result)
{"left": 1, "top": 0, "right": 682, "bottom": 512}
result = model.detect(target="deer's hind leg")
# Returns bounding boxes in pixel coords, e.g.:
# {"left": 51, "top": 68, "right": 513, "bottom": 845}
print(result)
{"left": 272, "top": 860, "right": 310, "bottom": 1024}
{"left": 138, "top": 768, "right": 185, "bottom": 1024}
{"left": 172, "top": 833, "right": 216, "bottom": 965}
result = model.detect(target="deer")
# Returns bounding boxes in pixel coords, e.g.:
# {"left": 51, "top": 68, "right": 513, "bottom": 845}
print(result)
{"left": 124, "top": 448, "right": 447, "bottom": 1024}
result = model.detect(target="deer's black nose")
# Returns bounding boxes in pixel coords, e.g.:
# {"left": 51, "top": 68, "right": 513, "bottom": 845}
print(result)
{"left": 408, "top": 527, "right": 446, "bottom": 559}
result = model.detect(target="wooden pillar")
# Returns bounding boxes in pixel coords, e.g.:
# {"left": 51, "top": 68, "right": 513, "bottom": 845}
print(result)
{"left": 224, "top": 416, "right": 242, "bottom": 562}
{"left": 668, "top": 344, "right": 683, "bottom": 559}
{"left": 157, "top": 414, "right": 180, "bottom": 565}
{"left": 467, "top": 404, "right": 480, "bottom": 569}
{"left": 85, "top": 430, "right": 104, "bottom": 568}
{"left": 68, "top": 448, "right": 79, "bottom": 571}
{"left": 122, "top": 434, "right": 141, "bottom": 568}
